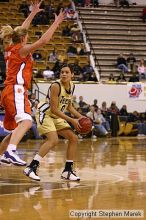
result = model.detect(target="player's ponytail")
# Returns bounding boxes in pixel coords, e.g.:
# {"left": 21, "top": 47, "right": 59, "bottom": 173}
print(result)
{"left": 0, "top": 25, "right": 13, "bottom": 39}
{"left": 0, "top": 25, "right": 28, "bottom": 43}
{"left": 12, "top": 26, "right": 28, "bottom": 43}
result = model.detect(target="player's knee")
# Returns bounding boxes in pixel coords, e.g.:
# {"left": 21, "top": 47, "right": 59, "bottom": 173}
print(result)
{"left": 69, "top": 133, "right": 78, "bottom": 144}
{"left": 27, "top": 120, "right": 32, "bottom": 129}
{"left": 53, "top": 139, "right": 59, "bottom": 146}
{"left": 50, "top": 137, "right": 59, "bottom": 146}
{"left": 22, "top": 120, "right": 32, "bottom": 130}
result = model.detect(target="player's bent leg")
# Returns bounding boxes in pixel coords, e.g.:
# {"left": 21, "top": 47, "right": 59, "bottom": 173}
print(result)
{"left": 58, "top": 129, "right": 80, "bottom": 181}
{"left": 9, "top": 120, "right": 32, "bottom": 146}
{"left": 24, "top": 131, "right": 58, "bottom": 181}
{"left": 0, "top": 134, "right": 11, "bottom": 155}
{"left": 4, "top": 120, "right": 32, "bottom": 166}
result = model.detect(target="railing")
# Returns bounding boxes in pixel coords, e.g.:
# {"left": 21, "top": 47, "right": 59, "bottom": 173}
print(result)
{"left": 77, "top": 9, "right": 102, "bottom": 77}
{"left": 32, "top": 79, "right": 46, "bottom": 101}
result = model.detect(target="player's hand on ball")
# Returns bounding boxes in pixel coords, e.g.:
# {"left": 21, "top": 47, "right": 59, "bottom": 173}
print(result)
{"left": 71, "top": 118, "right": 82, "bottom": 132}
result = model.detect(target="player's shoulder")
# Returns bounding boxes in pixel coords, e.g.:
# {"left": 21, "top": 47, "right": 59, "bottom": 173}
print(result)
{"left": 51, "top": 80, "right": 61, "bottom": 87}
{"left": 50, "top": 80, "right": 61, "bottom": 92}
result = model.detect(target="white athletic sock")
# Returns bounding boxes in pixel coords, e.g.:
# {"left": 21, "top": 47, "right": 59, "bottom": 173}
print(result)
{"left": 34, "top": 154, "right": 43, "bottom": 162}
{"left": 66, "top": 160, "right": 73, "bottom": 163}
{"left": 7, "top": 144, "right": 17, "bottom": 152}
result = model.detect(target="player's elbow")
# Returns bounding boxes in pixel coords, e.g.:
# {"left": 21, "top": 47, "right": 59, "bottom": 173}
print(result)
{"left": 50, "top": 107, "right": 57, "bottom": 115}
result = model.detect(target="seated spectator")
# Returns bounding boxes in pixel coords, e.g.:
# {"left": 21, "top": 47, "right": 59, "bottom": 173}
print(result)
{"left": 84, "top": 0, "right": 91, "bottom": 7}
{"left": 39, "top": 1, "right": 46, "bottom": 10}
{"left": 127, "top": 53, "right": 137, "bottom": 73}
{"left": 92, "top": 0, "right": 99, "bottom": 7}
{"left": 113, "top": 0, "right": 119, "bottom": 7}
{"left": 55, "top": 2, "right": 63, "bottom": 15}
{"left": 71, "top": 23, "right": 83, "bottom": 43}
{"left": 62, "top": 59, "right": 68, "bottom": 66}
{"left": 96, "top": 108, "right": 111, "bottom": 132}
{"left": 32, "top": 50, "right": 42, "bottom": 61}
{"left": 58, "top": 51, "right": 67, "bottom": 63}
{"left": 77, "top": 44, "right": 86, "bottom": 55}
{"left": 82, "top": 61, "right": 97, "bottom": 81}
{"left": 35, "top": 31, "right": 42, "bottom": 39}
{"left": 129, "top": 73, "right": 139, "bottom": 82}
{"left": 19, "top": 0, "right": 29, "bottom": 18}
{"left": 75, "top": 0, "right": 84, "bottom": 7}
{"left": 78, "top": 96, "right": 89, "bottom": 114}
{"left": 30, "top": 93, "right": 37, "bottom": 107}
{"left": 71, "top": 59, "right": 83, "bottom": 81}
{"left": 52, "top": 60, "right": 62, "bottom": 78}
{"left": 91, "top": 99, "right": 98, "bottom": 112}
{"left": 119, "top": 0, "right": 129, "bottom": 8}
{"left": 65, "top": 2, "right": 77, "bottom": 20}
{"left": 62, "top": 25, "right": 71, "bottom": 36}
{"left": 32, "top": 12, "right": 49, "bottom": 26}
{"left": 107, "top": 73, "right": 116, "bottom": 83}
{"left": 31, "top": 99, "right": 39, "bottom": 120}
{"left": 31, "top": 100, "right": 42, "bottom": 140}
{"left": 117, "top": 53, "right": 129, "bottom": 73}
{"left": 137, "top": 58, "right": 146, "bottom": 80}
{"left": 141, "top": 6, "right": 146, "bottom": 22}
{"left": 72, "top": 96, "right": 79, "bottom": 109}
{"left": 126, "top": 111, "right": 141, "bottom": 136}
{"left": 45, "top": 2, "right": 54, "bottom": 19}
{"left": 128, "top": 111, "right": 140, "bottom": 123}
{"left": 66, "top": 9, "right": 77, "bottom": 19}
{"left": 48, "top": 49, "right": 58, "bottom": 62}
{"left": 86, "top": 106, "right": 110, "bottom": 137}
{"left": 67, "top": 45, "right": 77, "bottom": 56}
{"left": 116, "top": 72, "right": 127, "bottom": 82}
{"left": 42, "top": 66, "right": 55, "bottom": 79}
{"left": 120, "top": 105, "right": 129, "bottom": 116}
{"left": 35, "top": 69, "right": 43, "bottom": 78}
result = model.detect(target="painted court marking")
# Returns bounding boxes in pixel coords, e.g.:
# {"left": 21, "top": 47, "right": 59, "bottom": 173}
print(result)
{"left": 0, "top": 171, "right": 124, "bottom": 197}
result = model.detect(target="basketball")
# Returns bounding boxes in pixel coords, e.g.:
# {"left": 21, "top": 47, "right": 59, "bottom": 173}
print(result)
{"left": 78, "top": 117, "right": 93, "bottom": 134}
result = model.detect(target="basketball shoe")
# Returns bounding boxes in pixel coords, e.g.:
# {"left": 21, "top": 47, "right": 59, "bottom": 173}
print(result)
{"left": 3, "top": 150, "right": 27, "bottom": 166}
{"left": 23, "top": 160, "right": 40, "bottom": 181}
{"left": 61, "top": 170, "right": 80, "bottom": 181}
{"left": 0, "top": 154, "right": 11, "bottom": 166}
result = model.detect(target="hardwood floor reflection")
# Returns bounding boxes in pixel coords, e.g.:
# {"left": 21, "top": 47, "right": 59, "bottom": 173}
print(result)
{"left": 0, "top": 137, "right": 146, "bottom": 220}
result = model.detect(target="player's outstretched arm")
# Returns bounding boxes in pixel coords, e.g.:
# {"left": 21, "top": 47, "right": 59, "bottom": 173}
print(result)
{"left": 20, "top": 9, "right": 65, "bottom": 56}
{"left": 21, "top": 0, "right": 43, "bottom": 29}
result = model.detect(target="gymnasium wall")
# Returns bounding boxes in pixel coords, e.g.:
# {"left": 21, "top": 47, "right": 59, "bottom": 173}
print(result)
{"left": 33, "top": 83, "right": 146, "bottom": 113}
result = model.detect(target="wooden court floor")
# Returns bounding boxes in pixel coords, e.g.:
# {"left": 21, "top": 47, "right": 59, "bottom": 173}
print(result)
{"left": 0, "top": 137, "right": 146, "bottom": 220}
